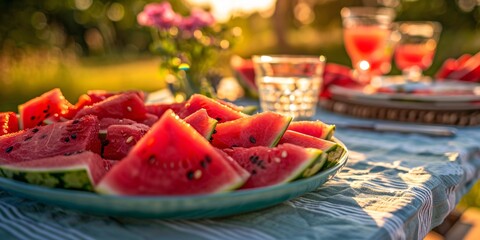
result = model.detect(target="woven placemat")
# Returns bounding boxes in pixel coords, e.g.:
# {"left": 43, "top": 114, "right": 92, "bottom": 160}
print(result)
{"left": 320, "top": 98, "right": 480, "bottom": 126}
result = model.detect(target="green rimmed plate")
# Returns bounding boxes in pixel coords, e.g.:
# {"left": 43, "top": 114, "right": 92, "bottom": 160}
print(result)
{"left": 0, "top": 138, "right": 348, "bottom": 219}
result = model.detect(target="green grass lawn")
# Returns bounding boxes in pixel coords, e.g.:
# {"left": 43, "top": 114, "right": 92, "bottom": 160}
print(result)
{"left": 0, "top": 55, "right": 165, "bottom": 111}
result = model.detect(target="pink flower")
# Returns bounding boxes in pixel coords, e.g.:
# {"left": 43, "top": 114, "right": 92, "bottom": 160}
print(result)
{"left": 180, "top": 8, "right": 215, "bottom": 31}
{"left": 137, "top": 2, "right": 182, "bottom": 29}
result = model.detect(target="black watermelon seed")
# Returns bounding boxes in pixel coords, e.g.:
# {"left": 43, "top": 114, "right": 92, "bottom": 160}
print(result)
{"left": 200, "top": 160, "right": 207, "bottom": 169}
{"left": 72, "top": 119, "right": 80, "bottom": 124}
{"left": 249, "top": 136, "right": 256, "bottom": 144}
{"left": 70, "top": 134, "right": 77, "bottom": 139}
{"left": 102, "top": 140, "right": 110, "bottom": 146}
{"left": 5, "top": 146, "right": 13, "bottom": 153}
{"left": 30, "top": 116, "right": 36, "bottom": 121}
{"left": 205, "top": 155, "right": 212, "bottom": 163}
{"left": 43, "top": 109, "right": 48, "bottom": 113}
{"left": 249, "top": 155, "right": 259, "bottom": 164}
{"left": 216, "top": 117, "right": 221, "bottom": 121}
{"left": 251, "top": 169, "right": 257, "bottom": 175}
{"left": 209, "top": 136, "right": 213, "bottom": 142}
{"left": 186, "top": 170, "right": 195, "bottom": 180}
{"left": 45, "top": 113, "right": 50, "bottom": 118}
{"left": 148, "top": 155, "right": 156, "bottom": 164}
{"left": 64, "top": 137, "right": 70, "bottom": 143}
{"left": 32, "top": 128, "right": 39, "bottom": 133}
{"left": 24, "top": 136, "right": 32, "bottom": 141}
{"left": 212, "top": 129, "right": 217, "bottom": 134}
{"left": 257, "top": 160, "right": 264, "bottom": 166}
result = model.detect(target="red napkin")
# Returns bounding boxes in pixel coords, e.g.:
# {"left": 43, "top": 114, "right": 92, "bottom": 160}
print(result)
{"left": 436, "top": 52, "right": 480, "bottom": 82}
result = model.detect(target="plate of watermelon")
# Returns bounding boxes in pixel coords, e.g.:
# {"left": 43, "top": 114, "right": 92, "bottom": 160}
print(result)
{"left": 0, "top": 89, "right": 348, "bottom": 219}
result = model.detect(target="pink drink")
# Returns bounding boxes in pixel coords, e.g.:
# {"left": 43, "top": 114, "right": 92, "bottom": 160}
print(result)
{"left": 343, "top": 26, "right": 392, "bottom": 74}
{"left": 394, "top": 44, "right": 435, "bottom": 70}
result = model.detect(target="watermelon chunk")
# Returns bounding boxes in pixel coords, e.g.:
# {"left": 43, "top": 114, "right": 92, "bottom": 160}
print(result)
{"left": 287, "top": 121, "right": 335, "bottom": 140}
{"left": 0, "top": 115, "right": 101, "bottom": 164}
{"left": 96, "top": 110, "right": 248, "bottom": 196}
{"left": 223, "top": 144, "right": 322, "bottom": 189}
{"left": 279, "top": 130, "right": 344, "bottom": 169}
{"left": 102, "top": 123, "right": 150, "bottom": 160}
{"left": 0, "top": 151, "right": 106, "bottom": 191}
{"left": 87, "top": 90, "right": 145, "bottom": 103}
{"left": 0, "top": 112, "right": 19, "bottom": 136}
{"left": 145, "top": 102, "right": 185, "bottom": 117}
{"left": 18, "top": 88, "right": 73, "bottom": 129}
{"left": 184, "top": 109, "right": 217, "bottom": 140}
{"left": 75, "top": 92, "right": 147, "bottom": 121}
{"left": 181, "top": 94, "right": 247, "bottom": 122}
{"left": 211, "top": 112, "right": 292, "bottom": 149}
{"left": 99, "top": 118, "right": 138, "bottom": 134}
{"left": 142, "top": 113, "right": 159, "bottom": 126}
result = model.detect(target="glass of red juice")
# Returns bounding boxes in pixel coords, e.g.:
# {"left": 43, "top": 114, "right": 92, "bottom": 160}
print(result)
{"left": 341, "top": 7, "right": 396, "bottom": 83}
{"left": 394, "top": 21, "right": 442, "bottom": 82}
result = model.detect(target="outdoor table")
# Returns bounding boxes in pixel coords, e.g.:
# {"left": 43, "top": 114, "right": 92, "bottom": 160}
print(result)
{"left": 0, "top": 107, "right": 479, "bottom": 240}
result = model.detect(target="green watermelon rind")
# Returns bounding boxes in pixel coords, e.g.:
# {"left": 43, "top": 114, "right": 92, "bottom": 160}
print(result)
{"left": 0, "top": 165, "right": 95, "bottom": 191}
{"left": 323, "top": 144, "right": 346, "bottom": 170}
{"left": 301, "top": 151, "right": 327, "bottom": 178}
{"left": 324, "top": 125, "right": 336, "bottom": 140}
{"left": 270, "top": 116, "right": 293, "bottom": 147}
{"left": 203, "top": 119, "right": 217, "bottom": 140}
{"left": 282, "top": 148, "right": 323, "bottom": 184}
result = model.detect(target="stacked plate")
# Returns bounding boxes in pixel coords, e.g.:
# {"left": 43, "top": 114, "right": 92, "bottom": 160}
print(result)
{"left": 323, "top": 78, "right": 480, "bottom": 126}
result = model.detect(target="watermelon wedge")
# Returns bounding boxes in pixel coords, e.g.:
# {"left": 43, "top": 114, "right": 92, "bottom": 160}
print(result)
{"left": 223, "top": 144, "right": 322, "bottom": 189}
{"left": 0, "top": 115, "right": 101, "bottom": 164}
{"left": 102, "top": 123, "right": 150, "bottom": 160}
{"left": 181, "top": 94, "right": 247, "bottom": 122}
{"left": 0, "top": 151, "right": 106, "bottom": 191}
{"left": 96, "top": 110, "right": 248, "bottom": 196}
{"left": 288, "top": 121, "right": 335, "bottom": 140}
{"left": 279, "top": 130, "right": 344, "bottom": 169}
{"left": 184, "top": 109, "right": 217, "bottom": 140}
{"left": 75, "top": 92, "right": 147, "bottom": 121}
{"left": 18, "top": 88, "right": 73, "bottom": 129}
{"left": 211, "top": 112, "right": 292, "bottom": 149}
{"left": 145, "top": 102, "right": 186, "bottom": 117}
{"left": 0, "top": 112, "right": 19, "bottom": 136}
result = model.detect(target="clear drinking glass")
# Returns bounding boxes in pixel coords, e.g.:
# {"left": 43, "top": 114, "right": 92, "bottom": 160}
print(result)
{"left": 341, "top": 7, "right": 396, "bottom": 83}
{"left": 394, "top": 21, "right": 442, "bottom": 82}
{"left": 252, "top": 55, "right": 326, "bottom": 120}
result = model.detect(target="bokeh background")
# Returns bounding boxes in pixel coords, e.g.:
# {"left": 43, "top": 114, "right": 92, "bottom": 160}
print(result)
{"left": 1, "top": 0, "right": 480, "bottom": 205}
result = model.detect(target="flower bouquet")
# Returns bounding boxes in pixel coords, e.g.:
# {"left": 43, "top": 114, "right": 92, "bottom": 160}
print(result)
{"left": 138, "top": 2, "right": 237, "bottom": 101}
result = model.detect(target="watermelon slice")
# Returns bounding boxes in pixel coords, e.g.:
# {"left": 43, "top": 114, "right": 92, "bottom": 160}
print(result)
{"left": 145, "top": 102, "right": 186, "bottom": 117}
{"left": 0, "top": 151, "right": 106, "bottom": 191}
{"left": 0, "top": 112, "right": 19, "bottom": 136}
{"left": 287, "top": 121, "right": 335, "bottom": 140}
{"left": 211, "top": 112, "right": 292, "bottom": 149}
{"left": 87, "top": 90, "right": 146, "bottom": 103}
{"left": 180, "top": 94, "right": 247, "bottom": 122}
{"left": 184, "top": 109, "right": 217, "bottom": 140}
{"left": 18, "top": 88, "right": 74, "bottom": 129}
{"left": 279, "top": 130, "right": 344, "bottom": 169}
{"left": 142, "top": 113, "right": 159, "bottom": 126}
{"left": 96, "top": 110, "right": 248, "bottom": 196}
{"left": 103, "top": 123, "right": 150, "bottom": 160}
{"left": 223, "top": 144, "right": 322, "bottom": 189}
{"left": 0, "top": 115, "right": 101, "bottom": 164}
{"left": 75, "top": 92, "right": 147, "bottom": 121}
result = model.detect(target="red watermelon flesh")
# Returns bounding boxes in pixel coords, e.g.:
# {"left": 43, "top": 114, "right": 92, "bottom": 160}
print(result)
{"left": 62, "top": 94, "right": 94, "bottom": 119}
{"left": 18, "top": 88, "right": 74, "bottom": 129}
{"left": 87, "top": 90, "right": 145, "bottom": 103}
{"left": 279, "top": 130, "right": 344, "bottom": 169}
{"left": 0, "top": 112, "right": 19, "bottom": 136}
{"left": 180, "top": 94, "right": 246, "bottom": 122}
{"left": 75, "top": 92, "right": 147, "bottom": 121}
{"left": 96, "top": 110, "right": 248, "bottom": 196}
{"left": 145, "top": 102, "right": 185, "bottom": 117}
{"left": 223, "top": 144, "right": 322, "bottom": 189}
{"left": 184, "top": 109, "right": 217, "bottom": 139}
{"left": 211, "top": 112, "right": 292, "bottom": 149}
{"left": 103, "top": 159, "right": 119, "bottom": 171}
{"left": 141, "top": 113, "right": 159, "bottom": 127}
{"left": 99, "top": 118, "right": 138, "bottom": 134}
{"left": 103, "top": 123, "right": 150, "bottom": 160}
{"left": 0, "top": 115, "right": 101, "bottom": 164}
{"left": 287, "top": 121, "right": 335, "bottom": 140}
{"left": 0, "top": 151, "right": 107, "bottom": 186}
{"left": 215, "top": 148, "right": 251, "bottom": 181}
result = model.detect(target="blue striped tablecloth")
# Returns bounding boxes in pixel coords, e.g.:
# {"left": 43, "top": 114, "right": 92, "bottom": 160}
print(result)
{"left": 1, "top": 108, "right": 479, "bottom": 240}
